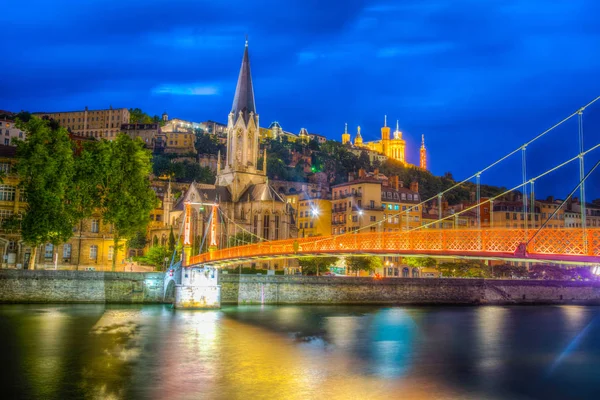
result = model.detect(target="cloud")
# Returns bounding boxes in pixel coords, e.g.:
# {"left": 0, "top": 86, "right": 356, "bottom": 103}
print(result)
{"left": 152, "top": 84, "right": 221, "bottom": 96}
{"left": 1, "top": 0, "right": 600, "bottom": 198}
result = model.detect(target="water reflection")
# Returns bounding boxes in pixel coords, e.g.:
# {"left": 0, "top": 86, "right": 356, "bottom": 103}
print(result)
{"left": 2, "top": 304, "right": 600, "bottom": 399}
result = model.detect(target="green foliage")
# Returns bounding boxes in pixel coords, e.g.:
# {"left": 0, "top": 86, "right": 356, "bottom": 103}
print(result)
{"left": 195, "top": 131, "right": 225, "bottom": 155}
{"left": 379, "top": 159, "right": 507, "bottom": 205}
{"left": 168, "top": 226, "right": 176, "bottom": 253}
{"left": 357, "top": 150, "right": 371, "bottom": 170}
{"left": 128, "top": 231, "right": 147, "bottom": 249}
{"left": 298, "top": 256, "right": 339, "bottom": 275}
{"left": 14, "top": 117, "right": 80, "bottom": 268}
{"left": 404, "top": 257, "right": 437, "bottom": 268}
{"left": 152, "top": 235, "right": 159, "bottom": 247}
{"left": 152, "top": 155, "right": 215, "bottom": 183}
{"left": 137, "top": 245, "right": 170, "bottom": 270}
{"left": 346, "top": 256, "right": 382, "bottom": 275}
{"left": 318, "top": 141, "right": 362, "bottom": 184}
{"left": 129, "top": 108, "right": 154, "bottom": 124}
{"left": 436, "top": 260, "right": 487, "bottom": 277}
{"left": 528, "top": 265, "right": 593, "bottom": 280}
{"left": 78, "top": 134, "right": 157, "bottom": 270}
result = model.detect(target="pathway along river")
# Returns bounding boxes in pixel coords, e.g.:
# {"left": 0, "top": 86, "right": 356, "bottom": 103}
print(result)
{"left": 1, "top": 304, "right": 600, "bottom": 399}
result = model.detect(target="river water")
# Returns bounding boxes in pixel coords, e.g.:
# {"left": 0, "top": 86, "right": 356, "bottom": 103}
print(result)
{"left": 1, "top": 304, "right": 599, "bottom": 400}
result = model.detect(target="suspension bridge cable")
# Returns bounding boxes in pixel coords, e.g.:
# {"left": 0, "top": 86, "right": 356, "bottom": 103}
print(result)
{"left": 328, "top": 96, "right": 600, "bottom": 238}
{"left": 526, "top": 157, "right": 600, "bottom": 246}
{"left": 197, "top": 206, "right": 214, "bottom": 255}
{"left": 216, "top": 205, "right": 270, "bottom": 244}
{"left": 406, "top": 143, "right": 600, "bottom": 232}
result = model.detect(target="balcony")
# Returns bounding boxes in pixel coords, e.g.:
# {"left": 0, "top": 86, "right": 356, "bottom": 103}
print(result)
{"left": 353, "top": 205, "right": 385, "bottom": 212}
{"left": 340, "top": 192, "right": 362, "bottom": 199}
{"left": 332, "top": 207, "right": 348, "bottom": 213}
{"left": 331, "top": 220, "right": 346, "bottom": 225}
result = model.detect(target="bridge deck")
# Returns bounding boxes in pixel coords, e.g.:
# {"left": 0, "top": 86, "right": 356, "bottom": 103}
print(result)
{"left": 188, "top": 228, "right": 600, "bottom": 267}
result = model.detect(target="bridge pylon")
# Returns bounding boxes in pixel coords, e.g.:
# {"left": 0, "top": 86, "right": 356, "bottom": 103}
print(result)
{"left": 174, "top": 202, "right": 222, "bottom": 309}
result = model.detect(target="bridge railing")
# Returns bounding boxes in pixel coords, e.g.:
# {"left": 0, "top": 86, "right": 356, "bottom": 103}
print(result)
{"left": 188, "top": 228, "right": 600, "bottom": 265}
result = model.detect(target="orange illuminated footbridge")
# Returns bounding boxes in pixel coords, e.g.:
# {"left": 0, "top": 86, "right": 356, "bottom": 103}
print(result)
{"left": 187, "top": 228, "right": 600, "bottom": 267}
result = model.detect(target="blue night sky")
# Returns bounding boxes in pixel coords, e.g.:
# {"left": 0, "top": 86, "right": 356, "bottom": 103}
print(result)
{"left": 2, "top": 0, "right": 600, "bottom": 198}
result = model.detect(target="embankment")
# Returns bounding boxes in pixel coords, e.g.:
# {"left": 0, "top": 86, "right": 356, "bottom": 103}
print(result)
{"left": 2, "top": 270, "right": 600, "bottom": 305}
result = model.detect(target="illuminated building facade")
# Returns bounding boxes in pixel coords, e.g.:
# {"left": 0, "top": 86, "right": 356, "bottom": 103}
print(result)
{"left": 34, "top": 106, "right": 130, "bottom": 140}
{"left": 0, "top": 145, "right": 127, "bottom": 270}
{"left": 291, "top": 194, "right": 332, "bottom": 238}
{"left": 154, "top": 40, "right": 297, "bottom": 271}
{"left": 344, "top": 116, "right": 427, "bottom": 170}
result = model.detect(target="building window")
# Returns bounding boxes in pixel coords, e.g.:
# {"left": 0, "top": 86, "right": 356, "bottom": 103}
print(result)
{"left": 4, "top": 139, "right": 8, "bottom": 145}
{"left": 44, "top": 243, "right": 54, "bottom": 259}
{"left": 263, "top": 215, "right": 270, "bottom": 239}
{"left": 370, "top": 216, "right": 376, "bottom": 222}
{"left": 0, "top": 209, "right": 14, "bottom": 227}
{"left": 63, "top": 244, "right": 72, "bottom": 260}
{"left": 108, "top": 246, "right": 114, "bottom": 261}
{"left": 253, "top": 215, "right": 258, "bottom": 236}
{"left": 91, "top": 219, "right": 99, "bottom": 233}
{"left": 0, "top": 185, "right": 16, "bottom": 201}
{"left": 274, "top": 215, "right": 280, "bottom": 240}
{"left": 0, "top": 163, "right": 10, "bottom": 173}
{"left": 90, "top": 245, "right": 98, "bottom": 260}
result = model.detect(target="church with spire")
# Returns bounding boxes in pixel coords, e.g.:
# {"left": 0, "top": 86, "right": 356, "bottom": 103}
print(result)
{"left": 154, "top": 40, "right": 297, "bottom": 270}
{"left": 343, "top": 116, "right": 428, "bottom": 170}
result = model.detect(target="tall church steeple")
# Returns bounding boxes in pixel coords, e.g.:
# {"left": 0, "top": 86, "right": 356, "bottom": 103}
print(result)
{"left": 217, "top": 38, "right": 265, "bottom": 201}
{"left": 231, "top": 38, "right": 256, "bottom": 126}
{"left": 342, "top": 122, "right": 351, "bottom": 145}
{"left": 420, "top": 134, "right": 427, "bottom": 170}
{"left": 394, "top": 120, "right": 402, "bottom": 139}
{"left": 381, "top": 115, "right": 390, "bottom": 141}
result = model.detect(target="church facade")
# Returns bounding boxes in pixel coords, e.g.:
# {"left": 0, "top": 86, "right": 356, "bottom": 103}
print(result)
{"left": 342, "top": 117, "right": 427, "bottom": 170}
{"left": 153, "top": 40, "right": 298, "bottom": 271}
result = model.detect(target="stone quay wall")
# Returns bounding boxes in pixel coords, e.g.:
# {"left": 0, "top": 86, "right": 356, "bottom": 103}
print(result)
{"left": 219, "top": 275, "right": 600, "bottom": 305}
{"left": 0, "top": 270, "right": 164, "bottom": 303}
{"left": 2, "top": 270, "right": 600, "bottom": 305}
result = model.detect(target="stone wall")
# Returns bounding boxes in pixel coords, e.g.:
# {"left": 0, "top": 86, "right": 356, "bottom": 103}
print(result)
{"left": 2, "top": 270, "right": 600, "bottom": 305}
{"left": 220, "top": 275, "right": 600, "bottom": 305}
{"left": 0, "top": 270, "right": 164, "bottom": 303}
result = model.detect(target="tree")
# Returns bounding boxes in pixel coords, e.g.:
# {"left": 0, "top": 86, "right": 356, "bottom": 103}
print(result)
{"left": 404, "top": 257, "right": 436, "bottom": 269}
{"left": 152, "top": 155, "right": 171, "bottom": 177}
{"left": 137, "top": 245, "right": 170, "bottom": 271}
{"left": 14, "top": 118, "right": 82, "bottom": 269}
{"left": 194, "top": 131, "right": 224, "bottom": 155}
{"left": 436, "top": 260, "right": 486, "bottom": 277}
{"left": 79, "top": 134, "right": 157, "bottom": 270}
{"left": 298, "top": 256, "right": 339, "bottom": 276}
{"left": 128, "top": 231, "right": 147, "bottom": 250}
{"left": 129, "top": 108, "right": 153, "bottom": 124}
{"left": 346, "top": 256, "right": 382, "bottom": 276}
{"left": 168, "top": 226, "right": 176, "bottom": 253}
{"left": 357, "top": 150, "right": 371, "bottom": 170}
{"left": 152, "top": 235, "right": 159, "bottom": 247}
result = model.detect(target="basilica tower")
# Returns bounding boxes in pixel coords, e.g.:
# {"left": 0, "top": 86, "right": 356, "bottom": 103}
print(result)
{"left": 381, "top": 115, "right": 390, "bottom": 156}
{"left": 420, "top": 134, "right": 427, "bottom": 170}
{"left": 216, "top": 39, "right": 266, "bottom": 201}
{"left": 342, "top": 123, "right": 350, "bottom": 145}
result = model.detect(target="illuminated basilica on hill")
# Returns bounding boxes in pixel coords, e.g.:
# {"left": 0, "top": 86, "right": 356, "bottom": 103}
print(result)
{"left": 342, "top": 116, "right": 427, "bottom": 170}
